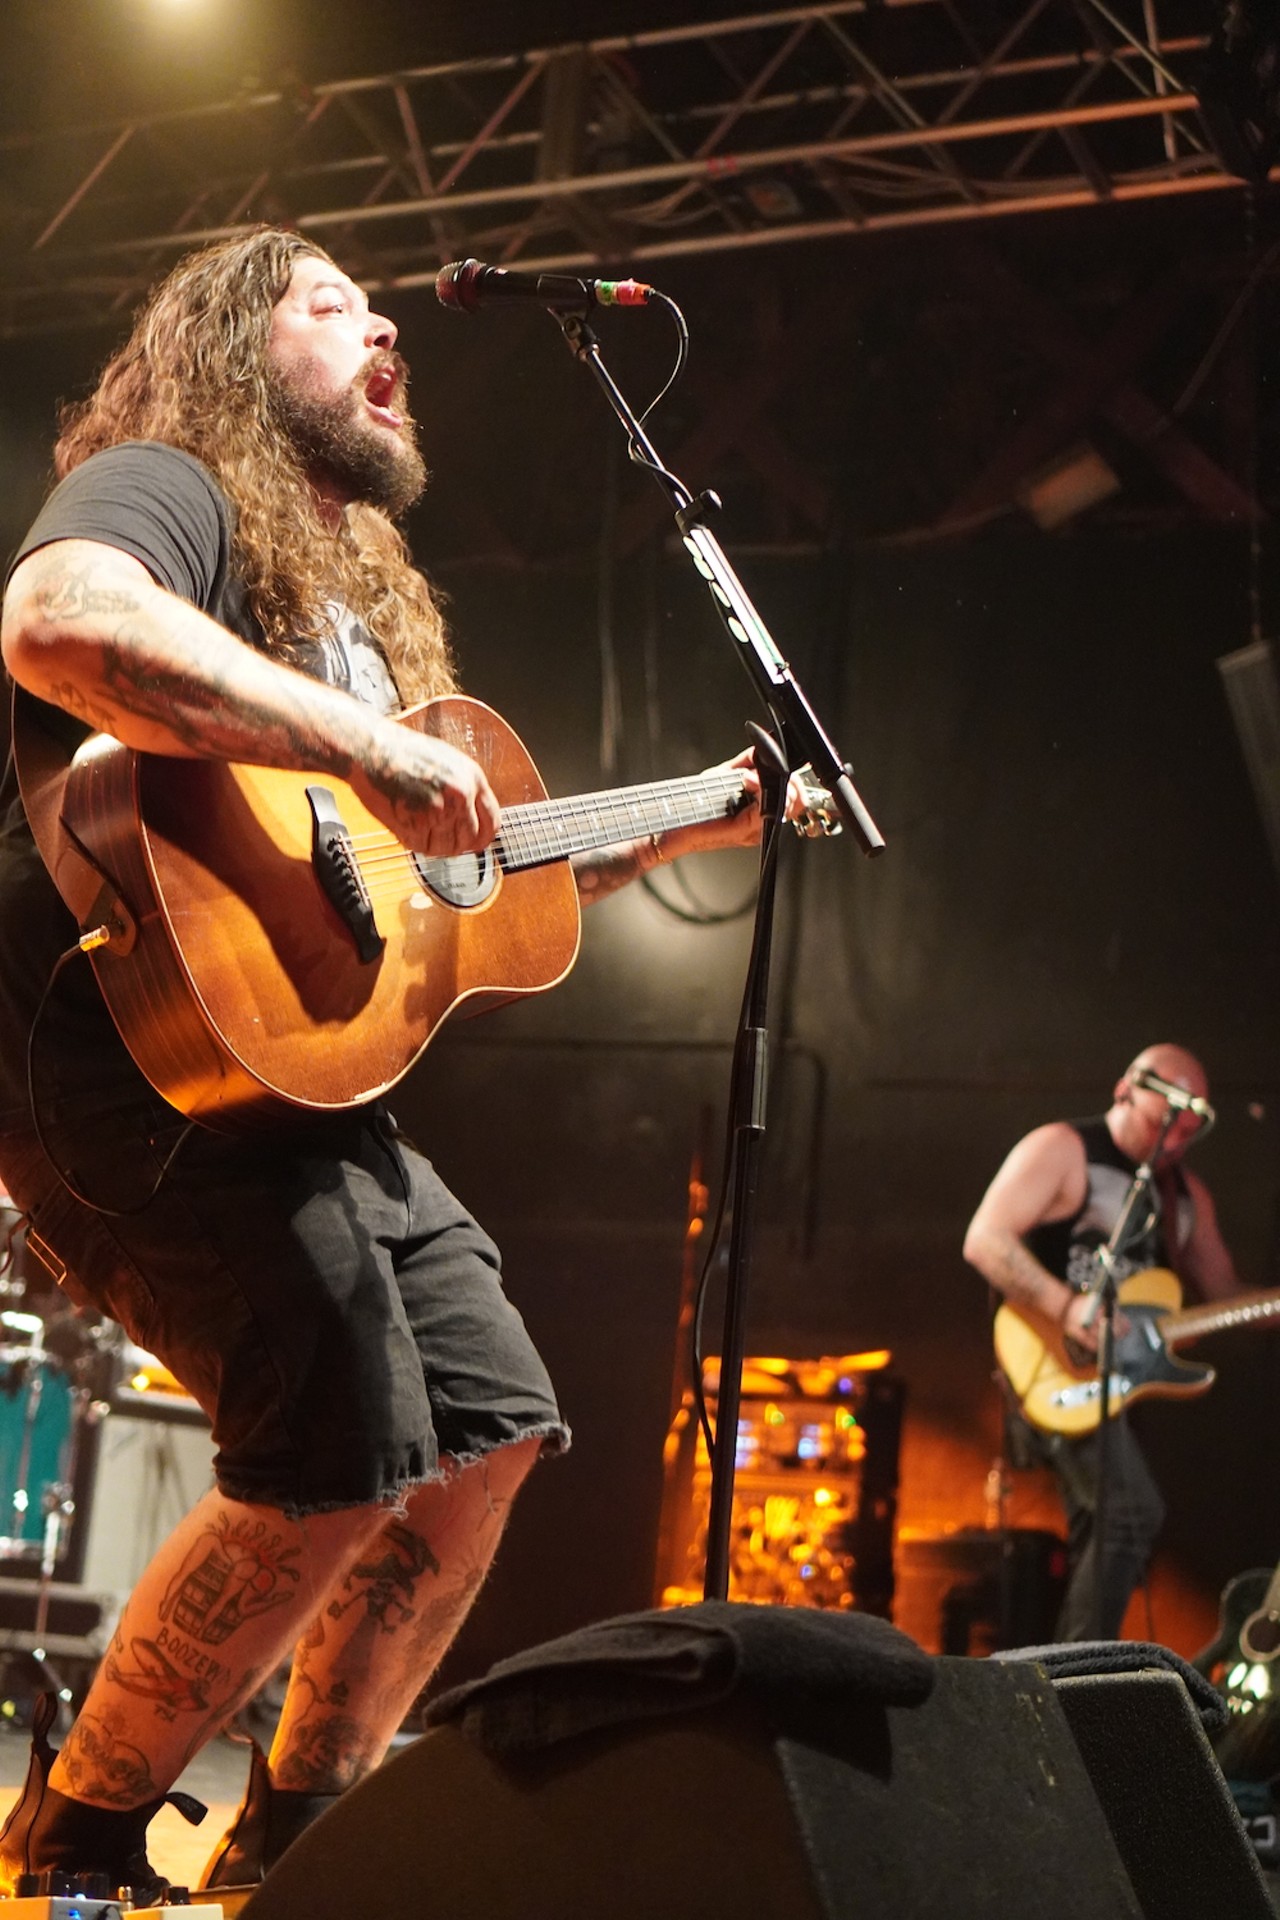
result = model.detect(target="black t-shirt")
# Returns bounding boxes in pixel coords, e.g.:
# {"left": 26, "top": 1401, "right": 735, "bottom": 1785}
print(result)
{"left": 0, "top": 440, "right": 399, "bottom": 1128}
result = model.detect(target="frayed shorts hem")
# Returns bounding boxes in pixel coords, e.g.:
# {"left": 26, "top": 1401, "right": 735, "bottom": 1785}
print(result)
{"left": 214, "top": 1418, "right": 572, "bottom": 1520}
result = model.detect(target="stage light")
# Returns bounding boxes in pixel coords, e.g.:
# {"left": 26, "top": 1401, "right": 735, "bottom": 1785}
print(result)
{"left": 1016, "top": 443, "right": 1121, "bottom": 532}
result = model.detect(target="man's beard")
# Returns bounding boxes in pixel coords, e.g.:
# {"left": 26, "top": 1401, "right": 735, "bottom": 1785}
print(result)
{"left": 270, "top": 360, "right": 428, "bottom": 516}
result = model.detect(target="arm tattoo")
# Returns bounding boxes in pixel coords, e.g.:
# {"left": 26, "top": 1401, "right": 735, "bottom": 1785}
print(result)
{"left": 986, "top": 1234, "right": 1067, "bottom": 1318}
{"left": 44, "top": 677, "right": 120, "bottom": 732}
{"left": 33, "top": 563, "right": 144, "bottom": 623}
{"left": 23, "top": 552, "right": 380, "bottom": 776}
{"left": 94, "top": 635, "right": 287, "bottom": 757}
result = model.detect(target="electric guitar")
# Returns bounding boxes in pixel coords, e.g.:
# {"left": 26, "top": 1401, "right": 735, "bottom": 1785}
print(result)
{"left": 993, "top": 1268, "right": 1280, "bottom": 1436}
{"left": 1194, "top": 1561, "right": 1280, "bottom": 1784}
{"left": 14, "top": 691, "right": 836, "bottom": 1133}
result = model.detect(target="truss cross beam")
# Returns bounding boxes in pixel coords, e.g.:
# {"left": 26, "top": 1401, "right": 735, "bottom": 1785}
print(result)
{"left": 0, "top": 1, "right": 1256, "bottom": 338}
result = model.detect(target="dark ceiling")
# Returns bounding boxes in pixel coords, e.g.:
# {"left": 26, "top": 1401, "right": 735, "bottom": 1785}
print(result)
{"left": 3, "top": 1, "right": 1277, "bottom": 570}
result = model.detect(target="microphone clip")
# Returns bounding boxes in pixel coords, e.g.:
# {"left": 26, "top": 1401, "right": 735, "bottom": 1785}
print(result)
{"left": 1130, "top": 1067, "right": 1215, "bottom": 1124}
{"left": 675, "top": 489, "right": 722, "bottom": 538}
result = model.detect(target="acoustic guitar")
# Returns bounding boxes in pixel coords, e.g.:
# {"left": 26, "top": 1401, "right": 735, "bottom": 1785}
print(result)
{"left": 994, "top": 1269, "right": 1280, "bottom": 1436}
{"left": 1194, "top": 1560, "right": 1280, "bottom": 1784}
{"left": 16, "top": 692, "right": 834, "bottom": 1133}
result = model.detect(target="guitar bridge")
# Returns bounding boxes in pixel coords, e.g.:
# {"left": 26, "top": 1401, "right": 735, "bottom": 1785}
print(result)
{"left": 1050, "top": 1375, "right": 1133, "bottom": 1410}
{"left": 306, "top": 786, "right": 384, "bottom": 965}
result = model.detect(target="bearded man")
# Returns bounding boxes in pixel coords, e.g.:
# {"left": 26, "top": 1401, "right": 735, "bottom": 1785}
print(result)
{"left": 0, "top": 230, "right": 781, "bottom": 1898}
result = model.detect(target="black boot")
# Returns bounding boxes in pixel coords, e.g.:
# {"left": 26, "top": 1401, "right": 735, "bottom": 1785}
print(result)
{"left": 201, "top": 1737, "right": 340, "bottom": 1888}
{"left": 0, "top": 1694, "right": 207, "bottom": 1905}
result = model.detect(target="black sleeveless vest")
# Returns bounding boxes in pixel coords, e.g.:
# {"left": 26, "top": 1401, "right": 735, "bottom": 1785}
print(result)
{"left": 1025, "top": 1117, "right": 1193, "bottom": 1293}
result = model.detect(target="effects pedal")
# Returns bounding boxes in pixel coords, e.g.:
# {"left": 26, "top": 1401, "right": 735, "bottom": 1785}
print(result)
{"left": 3, "top": 1902, "right": 224, "bottom": 1917}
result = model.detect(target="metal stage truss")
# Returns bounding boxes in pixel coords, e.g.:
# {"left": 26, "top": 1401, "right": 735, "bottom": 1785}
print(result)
{"left": 0, "top": 0, "right": 1264, "bottom": 339}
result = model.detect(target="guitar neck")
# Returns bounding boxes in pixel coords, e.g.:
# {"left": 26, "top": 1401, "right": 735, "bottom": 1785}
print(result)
{"left": 1164, "top": 1289, "right": 1280, "bottom": 1348}
{"left": 495, "top": 770, "right": 747, "bottom": 871}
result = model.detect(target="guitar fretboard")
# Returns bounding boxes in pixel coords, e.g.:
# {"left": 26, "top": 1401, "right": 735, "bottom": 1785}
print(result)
{"left": 1166, "top": 1290, "right": 1280, "bottom": 1347}
{"left": 493, "top": 770, "right": 748, "bottom": 871}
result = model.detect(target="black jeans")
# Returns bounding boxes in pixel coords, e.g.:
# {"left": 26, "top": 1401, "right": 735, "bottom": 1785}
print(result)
{"left": 1017, "top": 1413, "right": 1165, "bottom": 1640}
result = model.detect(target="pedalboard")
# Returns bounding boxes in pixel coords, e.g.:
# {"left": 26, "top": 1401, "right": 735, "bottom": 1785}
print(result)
{"left": 2, "top": 1902, "right": 224, "bottom": 1917}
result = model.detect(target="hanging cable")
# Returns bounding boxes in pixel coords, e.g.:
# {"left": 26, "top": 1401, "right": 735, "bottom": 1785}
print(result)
{"left": 25, "top": 945, "right": 194, "bottom": 1217}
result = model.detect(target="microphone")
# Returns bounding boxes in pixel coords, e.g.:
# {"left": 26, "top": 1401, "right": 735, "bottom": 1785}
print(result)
{"left": 1131, "top": 1067, "right": 1215, "bottom": 1120}
{"left": 435, "top": 259, "right": 655, "bottom": 315}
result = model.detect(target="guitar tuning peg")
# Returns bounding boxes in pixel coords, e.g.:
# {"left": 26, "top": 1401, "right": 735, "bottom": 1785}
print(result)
{"left": 791, "top": 763, "right": 842, "bottom": 839}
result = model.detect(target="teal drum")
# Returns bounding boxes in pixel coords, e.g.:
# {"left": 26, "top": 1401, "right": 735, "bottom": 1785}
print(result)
{"left": 0, "top": 1314, "right": 75, "bottom": 1559}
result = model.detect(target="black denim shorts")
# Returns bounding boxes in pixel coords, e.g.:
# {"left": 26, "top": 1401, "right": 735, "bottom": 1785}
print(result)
{"left": 0, "top": 1098, "right": 568, "bottom": 1516}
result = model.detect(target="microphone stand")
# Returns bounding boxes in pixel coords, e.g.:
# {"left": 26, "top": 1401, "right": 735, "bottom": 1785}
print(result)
{"left": 550, "top": 305, "right": 884, "bottom": 1601}
{"left": 1077, "top": 1109, "right": 1176, "bottom": 1640}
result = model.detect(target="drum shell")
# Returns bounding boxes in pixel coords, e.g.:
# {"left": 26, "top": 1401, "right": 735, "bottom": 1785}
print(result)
{"left": 0, "top": 1351, "right": 75, "bottom": 1556}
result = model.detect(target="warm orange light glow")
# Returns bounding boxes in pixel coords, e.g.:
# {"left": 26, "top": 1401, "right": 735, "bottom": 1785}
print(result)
{"left": 830, "top": 1350, "right": 892, "bottom": 1372}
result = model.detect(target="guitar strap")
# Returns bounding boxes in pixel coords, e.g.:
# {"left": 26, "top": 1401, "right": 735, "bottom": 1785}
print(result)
{"left": 10, "top": 682, "right": 133, "bottom": 941}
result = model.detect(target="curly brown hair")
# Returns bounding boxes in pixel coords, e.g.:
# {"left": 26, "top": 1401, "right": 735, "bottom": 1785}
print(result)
{"left": 55, "top": 227, "right": 455, "bottom": 704}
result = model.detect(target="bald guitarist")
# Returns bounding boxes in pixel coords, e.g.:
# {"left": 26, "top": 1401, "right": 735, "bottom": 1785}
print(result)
{"left": 964, "top": 1044, "right": 1242, "bottom": 1641}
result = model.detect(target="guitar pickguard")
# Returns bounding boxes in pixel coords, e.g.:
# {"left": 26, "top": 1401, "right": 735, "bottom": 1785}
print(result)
{"left": 993, "top": 1268, "right": 1220, "bottom": 1436}
{"left": 1037, "top": 1301, "right": 1211, "bottom": 1425}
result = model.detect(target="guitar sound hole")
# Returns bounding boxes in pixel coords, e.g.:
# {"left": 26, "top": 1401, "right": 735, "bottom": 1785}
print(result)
{"left": 1241, "top": 1612, "right": 1280, "bottom": 1662}
{"left": 411, "top": 850, "right": 498, "bottom": 909}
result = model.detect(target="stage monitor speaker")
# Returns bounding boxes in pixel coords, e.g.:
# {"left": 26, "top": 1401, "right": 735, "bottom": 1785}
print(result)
{"left": 239, "top": 1656, "right": 1146, "bottom": 1920}
{"left": 895, "top": 1526, "right": 1066, "bottom": 1654}
{"left": 1055, "top": 1668, "right": 1275, "bottom": 1920}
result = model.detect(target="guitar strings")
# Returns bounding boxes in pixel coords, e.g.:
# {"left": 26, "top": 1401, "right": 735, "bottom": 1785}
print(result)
{"left": 341, "top": 772, "right": 750, "bottom": 889}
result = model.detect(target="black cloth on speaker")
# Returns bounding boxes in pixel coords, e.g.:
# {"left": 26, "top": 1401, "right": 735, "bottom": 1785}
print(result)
{"left": 991, "top": 1638, "right": 1229, "bottom": 1730}
{"left": 425, "top": 1601, "right": 934, "bottom": 1758}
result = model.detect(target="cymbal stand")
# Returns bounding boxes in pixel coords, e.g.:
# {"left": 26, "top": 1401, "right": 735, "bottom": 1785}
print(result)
{"left": 26, "top": 1472, "right": 78, "bottom": 1730}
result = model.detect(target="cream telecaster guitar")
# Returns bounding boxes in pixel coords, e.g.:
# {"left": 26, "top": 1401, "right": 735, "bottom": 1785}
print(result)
{"left": 15, "top": 691, "right": 836, "bottom": 1133}
{"left": 994, "top": 1268, "right": 1280, "bottom": 1436}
